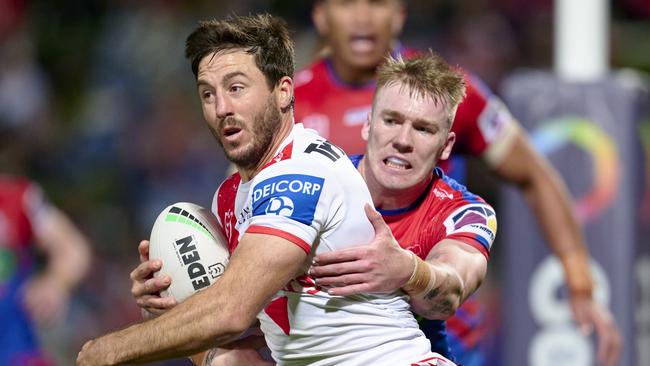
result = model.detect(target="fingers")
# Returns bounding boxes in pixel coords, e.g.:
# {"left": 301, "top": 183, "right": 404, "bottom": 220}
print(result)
{"left": 596, "top": 327, "right": 610, "bottom": 366}
{"left": 132, "top": 275, "right": 171, "bottom": 297}
{"left": 310, "top": 254, "right": 368, "bottom": 277}
{"left": 604, "top": 328, "right": 622, "bottom": 366}
{"left": 136, "top": 295, "right": 177, "bottom": 314}
{"left": 313, "top": 273, "right": 370, "bottom": 291}
{"left": 576, "top": 301, "right": 621, "bottom": 366}
{"left": 130, "top": 259, "right": 161, "bottom": 282}
{"left": 592, "top": 311, "right": 621, "bottom": 366}
{"left": 312, "top": 247, "right": 366, "bottom": 266}
{"left": 130, "top": 260, "right": 171, "bottom": 304}
{"left": 364, "top": 203, "right": 390, "bottom": 237}
{"left": 595, "top": 322, "right": 620, "bottom": 366}
{"left": 138, "top": 240, "right": 150, "bottom": 263}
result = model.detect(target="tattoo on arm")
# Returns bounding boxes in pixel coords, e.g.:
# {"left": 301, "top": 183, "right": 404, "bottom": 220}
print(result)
{"left": 422, "top": 272, "right": 456, "bottom": 318}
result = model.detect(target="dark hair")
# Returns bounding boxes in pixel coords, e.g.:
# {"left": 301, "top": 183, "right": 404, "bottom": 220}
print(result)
{"left": 185, "top": 14, "right": 295, "bottom": 89}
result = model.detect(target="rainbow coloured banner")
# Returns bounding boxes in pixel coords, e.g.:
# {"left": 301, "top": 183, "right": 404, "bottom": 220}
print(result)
{"left": 531, "top": 117, "right": 619, "bottom": 223}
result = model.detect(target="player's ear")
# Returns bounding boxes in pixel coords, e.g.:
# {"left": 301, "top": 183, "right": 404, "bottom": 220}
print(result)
{"left": 438, "top": 131, "right": 456, "bottom": 161}
{"left": 277, "top": 76, "right": 294, "bottom": 113}
{"left": 312, "top": 2, "right": 329, "bottom": 35}
{"left": 361, "top": 113, "right": 371, "bottom": 141}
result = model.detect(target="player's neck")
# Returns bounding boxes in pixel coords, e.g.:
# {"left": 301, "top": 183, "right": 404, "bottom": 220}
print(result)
{"left": 358, "top": 156, "right": 433, "bottom": 211}
{"left": 329, "top": 57, "right": 377, "bottom": 85}
{"left": 237, "top": 118, "right": 294, "bottom": 182}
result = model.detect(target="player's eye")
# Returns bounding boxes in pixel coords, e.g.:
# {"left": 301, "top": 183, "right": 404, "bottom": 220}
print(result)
{"left": 201, "top": 90, "right": 214, "bottom": 103}
{"left": 229, "top": 84, "right": 244, "bottom": 93}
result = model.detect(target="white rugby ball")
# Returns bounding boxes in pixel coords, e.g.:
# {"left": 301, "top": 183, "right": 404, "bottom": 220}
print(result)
{"left": 149, "top": 202, "right": 230, "bottom": 302}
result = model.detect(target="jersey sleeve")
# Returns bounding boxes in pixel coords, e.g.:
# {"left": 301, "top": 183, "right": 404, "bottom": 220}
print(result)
{"left": 439, "top": 201, "right": 497, "bottom": 259}
{"left": 245, "top": 159, "right": 342, "bottom": 254}
{"left": 213, "top": 173, "right": 243, "bottom": 253}
{"left": 453, "top": 74, "right": 519, "bottom": 166}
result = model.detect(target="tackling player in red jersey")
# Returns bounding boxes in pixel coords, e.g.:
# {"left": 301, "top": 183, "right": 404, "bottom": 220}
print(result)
{"left": 297, "top": 1, "right": 621, "bottom": 365}
{"left": 309, "top": 54, "right": 495, "bottom": 363}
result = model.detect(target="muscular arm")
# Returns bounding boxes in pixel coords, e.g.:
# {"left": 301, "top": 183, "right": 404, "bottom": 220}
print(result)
{"left": 310, "top": 205, "right": 487, "bottom": 320}
{"left": 407, "top": 240, "right": 487, "bottom": 320}
{"left": 77, "top": 233, "right": 306, "bottom": 365}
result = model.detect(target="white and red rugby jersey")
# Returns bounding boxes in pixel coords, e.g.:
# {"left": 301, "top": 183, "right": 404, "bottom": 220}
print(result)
{"left": 212, "top": 124, "right": 453, "bottom": 366}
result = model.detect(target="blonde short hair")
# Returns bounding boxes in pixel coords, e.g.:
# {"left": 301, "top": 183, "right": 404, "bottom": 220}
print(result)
{"left": 375, "top": 52, "right": 466, "bottom": 127}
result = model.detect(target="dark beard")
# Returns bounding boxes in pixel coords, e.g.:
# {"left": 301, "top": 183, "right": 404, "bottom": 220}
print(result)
{"left": 216, "top": 95, "right": 282, "bottom": 169}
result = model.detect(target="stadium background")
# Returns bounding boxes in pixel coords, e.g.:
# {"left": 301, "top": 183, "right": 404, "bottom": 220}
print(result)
{"left": 0, "top": 0, "right": 648, "bottom": 365}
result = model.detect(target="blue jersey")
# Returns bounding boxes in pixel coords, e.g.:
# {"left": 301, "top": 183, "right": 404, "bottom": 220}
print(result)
{"left": 0, "top": 176, "right": 53, "bottom": 365}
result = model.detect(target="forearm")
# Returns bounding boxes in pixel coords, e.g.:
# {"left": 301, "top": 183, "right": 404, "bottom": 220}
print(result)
{"left": 494, "top": 131, "right": 594, "bottom": 298}
{"left": 97, "top": 283, "right": 246, "bottom": 364}
{"left": 403, "top": 244, "right": 486, "bottom": 320}
{"left": 405, "top": 258, "right": 462, "bottom": 320}
{"left": 521, "top": 163, "right": 593, "bottom": 297}
{"left": 80, "top": 232, "right": 305, "bottom": 365}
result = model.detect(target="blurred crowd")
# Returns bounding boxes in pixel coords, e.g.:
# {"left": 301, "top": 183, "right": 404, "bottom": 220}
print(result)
{"left": 0, "top": 0, "right": 648, "bottom": 364}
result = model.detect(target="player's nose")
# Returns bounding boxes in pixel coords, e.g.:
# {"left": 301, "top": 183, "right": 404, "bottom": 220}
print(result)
{"left": 214, "top": 91, "right": 234, "bottom": 119}
{"left": 392, "top": 124, "right": 413, "bottom": 153}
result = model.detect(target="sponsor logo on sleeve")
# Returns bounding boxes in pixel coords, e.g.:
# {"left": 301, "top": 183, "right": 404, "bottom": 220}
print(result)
{"left": 444, "top": 204, "right": 497, "bottom": 250}
{"left": 251, "top": 174, "right": 325, "bottom": 226}
{"left": 433, "top": 187, "right": 454, "bottom": 200}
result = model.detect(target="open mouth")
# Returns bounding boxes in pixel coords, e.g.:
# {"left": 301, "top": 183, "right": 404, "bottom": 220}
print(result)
{"left": 349, "top": 35, "right": 376, "bottom": 53}
{"left": 383, "top": 156, "right": 411, "bottom": 170}
{"left": 223, "top": 126, "right": 242, "bottom": 137}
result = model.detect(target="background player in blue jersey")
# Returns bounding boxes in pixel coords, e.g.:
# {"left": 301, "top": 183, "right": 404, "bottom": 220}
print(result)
{"left": 1, "top": 128, "right": 91, "bottom": 365}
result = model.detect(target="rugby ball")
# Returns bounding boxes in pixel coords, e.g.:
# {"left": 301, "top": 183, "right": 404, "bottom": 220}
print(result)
{"left": 149, "top": 202, "right": 230, "bottom": 302}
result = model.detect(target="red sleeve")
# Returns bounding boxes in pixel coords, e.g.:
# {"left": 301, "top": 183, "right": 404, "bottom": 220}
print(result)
{"left": 451, "top": 75, "right": 491, "bottom": 156}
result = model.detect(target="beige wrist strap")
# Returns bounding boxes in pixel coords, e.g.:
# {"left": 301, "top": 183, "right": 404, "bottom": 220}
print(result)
{"left": 402, "top": 251, "right": 437, "bottom": 297}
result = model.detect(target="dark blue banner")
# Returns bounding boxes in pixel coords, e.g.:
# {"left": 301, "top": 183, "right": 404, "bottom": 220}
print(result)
{"left": 499, "top": 70, "right": 649, "bottom": 366}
